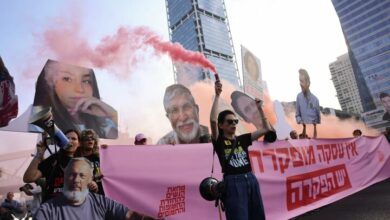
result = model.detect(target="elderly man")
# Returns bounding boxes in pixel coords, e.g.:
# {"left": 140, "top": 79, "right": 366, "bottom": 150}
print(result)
{"left": 158, "top": 84, "right": 210, "bottom": 145}
{"left": 34, "top": 157, "right": 159, "bottom": 220}
{"left": 295, "top": 69, "right": 321, "bottom": 138}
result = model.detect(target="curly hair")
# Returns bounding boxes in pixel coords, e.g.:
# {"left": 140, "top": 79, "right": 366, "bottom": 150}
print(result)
{"left": 76, "top": 129, "right": 100, "bottom": 157}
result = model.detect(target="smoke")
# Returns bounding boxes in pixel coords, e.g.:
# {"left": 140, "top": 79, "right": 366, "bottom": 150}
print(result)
{"left": 144, "top": 31, "right": 216, "bottom": 73}
{"left": 284, "top": 112, "right": 379, "bottom": 138}
{"left": 28, "top": 14, "right": 381, "bottom": 141}
{"left": 190, "top": 80, "right": 275, "bottom": 135}
{"left": 190, "top": 79, "right": 380, "bottom": 139}
{"left": 263, "top": 92, "right": 277, "bottom": 125}
{"left": 36, "top": 22, "right": 215, "bottom": 79}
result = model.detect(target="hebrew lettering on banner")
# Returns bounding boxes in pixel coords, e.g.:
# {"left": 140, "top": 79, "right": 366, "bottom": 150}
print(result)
{"left": 101, "top": 136, "right": 390, "bottom": 220}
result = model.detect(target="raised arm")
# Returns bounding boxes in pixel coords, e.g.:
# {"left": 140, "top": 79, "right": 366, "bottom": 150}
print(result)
{"left": 23, "top": 141, "right": 45, "bottom": 183}
{"left": 210, "top": 80, "right": 222, "bottom": 141}
{"left": 251, "top": 99, "right": 272, "bottom": 141}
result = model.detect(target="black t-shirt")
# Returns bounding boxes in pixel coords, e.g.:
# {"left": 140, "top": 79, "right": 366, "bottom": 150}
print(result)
{"left": 38, "top": 151, "right": 71, "bottom": 202}
{"left": 85, "top": 154, "right": 105, "bottom": 196}
{"left": 212, "top": 133, "right": 253, "bottom": 175}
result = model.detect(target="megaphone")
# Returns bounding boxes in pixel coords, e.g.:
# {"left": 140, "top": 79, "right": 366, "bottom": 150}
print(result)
{"left": 199, "top": 177, "right": 224, "bottom": 201}
{"left": 264, "top": 130, "right": 277, "bottom": 143}
{"left": 29, "top": 107, "right": 70, "bottom": 149}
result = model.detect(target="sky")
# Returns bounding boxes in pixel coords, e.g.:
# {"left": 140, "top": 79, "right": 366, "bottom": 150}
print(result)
{"left": 0, "top": 0, "right": 350, "bottom": 175}
{"left": 0, "top": 0, "right": 347, "bottom": 110}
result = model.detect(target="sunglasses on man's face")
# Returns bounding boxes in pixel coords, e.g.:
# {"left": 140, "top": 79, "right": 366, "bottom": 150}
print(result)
{"left": 225, "top": 119, "right": 239, "bottom": 125}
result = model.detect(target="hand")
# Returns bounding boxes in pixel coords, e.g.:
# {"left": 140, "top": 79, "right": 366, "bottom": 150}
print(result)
{"left": 36, "top": 141, "right": 47, "bottom": 157}
{"left": 88, "top": 181, "right": 99, "bottom": 193}
{"left": 215, "top": 80, "right": 222, "bottom": 96}
{"left": 72, "top": 97, "right": 117, "bottom": 122}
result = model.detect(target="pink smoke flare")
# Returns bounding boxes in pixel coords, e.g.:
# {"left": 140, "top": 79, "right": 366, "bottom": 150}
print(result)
{"left": 37, "top": 25, "right": 216, "bottom": 78}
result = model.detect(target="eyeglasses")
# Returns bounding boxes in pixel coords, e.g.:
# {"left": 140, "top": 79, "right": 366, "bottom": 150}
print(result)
{"left": 225, "top": 119, "right": 239, "bottom": 125}
{"left": 167, "top": 103, "right": 194, "bottom": 118}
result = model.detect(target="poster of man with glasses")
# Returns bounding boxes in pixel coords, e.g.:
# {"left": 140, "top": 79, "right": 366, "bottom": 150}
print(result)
{"left": 157, "top": 84, "right": 210, "bottom": 145}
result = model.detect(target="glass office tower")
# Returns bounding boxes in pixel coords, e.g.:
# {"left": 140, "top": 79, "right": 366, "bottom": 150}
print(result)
{"left": 332, "top": 0, "right": 390, "bottom": 112}
{"left": 165, "top": 0, "right": 241, "bottom": 88}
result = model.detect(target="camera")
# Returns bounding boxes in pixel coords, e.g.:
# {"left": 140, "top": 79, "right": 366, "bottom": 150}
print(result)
{"left": 199, "top": 177, "right": 225, "bottom": 201}
{"left": 19, "top": 184, "right": 33, "bottom": 192}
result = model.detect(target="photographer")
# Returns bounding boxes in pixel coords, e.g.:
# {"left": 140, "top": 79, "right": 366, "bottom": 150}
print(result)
{"left": 210, "top": 80, "right": 272, "bottom": 220}
{"left": 23, "top": 129, "right": 82, "bottom": 202}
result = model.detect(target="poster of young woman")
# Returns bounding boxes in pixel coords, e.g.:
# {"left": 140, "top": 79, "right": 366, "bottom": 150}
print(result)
{"left": 31, "top": 60, "right": 118, "bottom": 139}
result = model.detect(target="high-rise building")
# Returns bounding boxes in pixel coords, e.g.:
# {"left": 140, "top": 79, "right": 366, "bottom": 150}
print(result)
{"left": 331, "top": 0, "right": 390, "bottom": 112}
{"left": 329, "top": 54, "right": 364, "bottom": 114}
{"left": 165, "top": 0, "right": 241, "bottom": 88}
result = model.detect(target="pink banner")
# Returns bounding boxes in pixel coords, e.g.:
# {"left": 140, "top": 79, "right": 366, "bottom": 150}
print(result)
{"left": 100, "top": 136, "right": 390, "bottom": 220}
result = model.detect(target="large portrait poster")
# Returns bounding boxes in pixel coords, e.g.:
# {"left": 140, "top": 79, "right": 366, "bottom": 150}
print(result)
{"left": 31, "top": 60, "right": 118, "bottom": 139}
{"left": 241, "top": 45, "right": 263, "bottom": 99}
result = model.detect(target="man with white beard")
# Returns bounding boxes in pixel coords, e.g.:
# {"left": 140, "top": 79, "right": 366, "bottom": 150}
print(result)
{"left": 34, "top": 157, "right": 160, "bottom": 220}
{"left": 158, "top": 84, "right": 210, "bottom": 145}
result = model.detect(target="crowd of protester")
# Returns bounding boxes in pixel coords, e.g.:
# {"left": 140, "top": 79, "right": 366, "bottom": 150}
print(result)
{"left": 1, "top": 77, "right": 389, "bottom": 220}
{"left": 2, "top": 123, "right": 388, "bottom": 220}
{"left": 2, "top": 126, "right": 163, "bottom": 220}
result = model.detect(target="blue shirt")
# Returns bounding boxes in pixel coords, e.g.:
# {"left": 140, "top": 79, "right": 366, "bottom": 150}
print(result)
{"left": 34, "top": 193, "right": 128, "bottom": 220}
{"left": 296, "top": 91, "right": 321, "bottom": 124}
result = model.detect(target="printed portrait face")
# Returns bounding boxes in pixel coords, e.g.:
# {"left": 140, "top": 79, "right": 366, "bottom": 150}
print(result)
{"left": 46, "top": 62, "right": 94, "bottom": 111}
{"left": 231, "top": 91, "right": 264, "bottom": 129}
{"left": 299, "top": 73, "right": 310, "bottom": 93}
{"left": 236, "top": 95, "right": 262, "bottom": 127}
{"left": 32, "top": 60, "right": 118, "bottom": 139}
{"left": 244, "top": 52, "right": 259, "bottom": 82}
{"left": 381, "top": 95, "right": 390, "bottom": 113}
{"left": 166, "top": 93, "right": 200, "bottom": 142}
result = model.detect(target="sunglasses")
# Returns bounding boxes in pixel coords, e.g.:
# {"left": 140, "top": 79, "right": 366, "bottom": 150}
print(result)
{"left": 225, "top": 119, "right": 239, "bottom": 125}
{"left": 82, "top": 136, "right": 95, "bottom": 141}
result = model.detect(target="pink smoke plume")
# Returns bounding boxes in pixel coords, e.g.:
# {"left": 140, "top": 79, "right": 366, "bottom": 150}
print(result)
{"left": 144, "top": 31, "right": 216, "bottom": 73}
{"left": 37, "top": 24, "right": 216, "bottom": 78}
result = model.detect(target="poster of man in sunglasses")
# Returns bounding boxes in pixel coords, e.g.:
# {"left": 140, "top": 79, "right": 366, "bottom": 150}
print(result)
{"left": 157, "top": 84, "right": 210, "bottom": 145}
